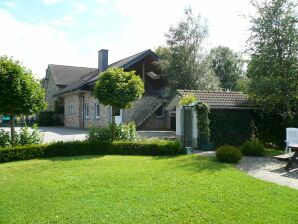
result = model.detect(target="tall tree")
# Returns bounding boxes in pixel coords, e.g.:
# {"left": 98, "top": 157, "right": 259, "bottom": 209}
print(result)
{"left": 247, "top": 0, "right": 298, "bottom": 121}
{"left": 208, "top": 46, "right": 244, "bottom": 90}
{"left": 0, "top": 56, "right": 47, "bottom": 145}
{"left": 94, "top": 68, "right": 144, "bottom": 140}
{"left": 156, "top": 8, "right": 219, "bottom": 91}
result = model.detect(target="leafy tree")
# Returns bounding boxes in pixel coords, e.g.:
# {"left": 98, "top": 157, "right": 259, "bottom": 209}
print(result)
{"left": 247, "top": 0, "right": 298, "bottom": 121}
{"left": 94, "top": 68, "right": 144, "bottom": 140}
{"left": 208, "top": 46, "right": 244, "bottom": 90}
{"left": 156, "top": 8, "right": 219, "bottom": 91}
{"left": 0, "top": 56, "right": 47, "bottom": 145}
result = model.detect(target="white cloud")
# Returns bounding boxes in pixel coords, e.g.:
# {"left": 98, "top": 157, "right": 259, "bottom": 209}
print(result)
{"left": 42, "top": 0, "right": 63, "bottom": 5}
{"left": 113, "top": 0, "right": 253, "bottom": 57}
{"left": 94, "top": 8, "right": 106, "bottom": 16}
{"left": 4, "top": 2, "right": 18, "bottom": 8}
{"left": 52, "top": 15, "right": 76, "bottom": 27}
{"left": 74, "top": 2, "right": 86, "bottom": 14}
{"left": 95, "top": 0, "right": 108, "bottom": 4}
{"left": 0, "top": 10, "right": 94, "bottom": 78}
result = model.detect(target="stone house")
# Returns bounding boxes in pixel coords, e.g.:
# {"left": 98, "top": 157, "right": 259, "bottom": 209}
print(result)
{"left": 43, "top": 49, "right": 173, "bottom": 130}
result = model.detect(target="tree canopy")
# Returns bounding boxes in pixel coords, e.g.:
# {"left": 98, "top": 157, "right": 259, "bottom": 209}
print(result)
{"left": 94, "top": 68, "right": 144, "bottom": 109}
{"left": 0, "top": 56, "right": 47, "bottom": 143}
{"left": 247, "top": 0, "right": 298, "bottom": 120}
{"left": 156, "top": 8, "right": 219, "bottom": 91}
{"left": 208, "top": 46, "right": 244, "bottom": 91}
{"left": 94, "top": 68, "right": 144, "bottom": 139}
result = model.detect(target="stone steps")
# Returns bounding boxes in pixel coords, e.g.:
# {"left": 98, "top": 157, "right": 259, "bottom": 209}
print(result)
{"left": 127, "top": 95, "right": 164, "bottom": 128}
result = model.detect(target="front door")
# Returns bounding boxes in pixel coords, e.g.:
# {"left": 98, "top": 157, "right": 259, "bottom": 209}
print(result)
{"left": 115, "top": 108, "right": 122, "bottom": 125}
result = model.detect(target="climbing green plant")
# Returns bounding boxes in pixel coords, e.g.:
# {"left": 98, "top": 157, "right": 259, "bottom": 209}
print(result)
{"left": 179, "top": 94, "right": 197, "bottom": 106}
{"left": 195, "top": 102, "right": 210, "bottom": 148}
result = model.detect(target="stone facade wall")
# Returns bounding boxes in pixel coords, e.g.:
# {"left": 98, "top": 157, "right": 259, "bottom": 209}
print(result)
{"left": 64, "top": 94, "right": 81, "bottom": 128}
{"left": 139, "top": 110, "right": 171, "bottom": 130}
{"left": 83, "top": 92, "right": 111, "bottom": 129}
{"left": 44, "top": 69, "right": 61, "bottom": 111}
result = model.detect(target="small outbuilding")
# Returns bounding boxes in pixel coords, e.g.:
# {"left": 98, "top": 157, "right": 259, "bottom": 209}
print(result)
{"left": 165, "top": 90, "right": 258, "bottom": 149}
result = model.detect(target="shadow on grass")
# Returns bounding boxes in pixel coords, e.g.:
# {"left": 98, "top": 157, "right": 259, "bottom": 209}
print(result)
{"left": 154, "top": 154, "right": 230, "bottom": 174}
{"left": 46, "top": 154, "right": 106, "bottom": 162}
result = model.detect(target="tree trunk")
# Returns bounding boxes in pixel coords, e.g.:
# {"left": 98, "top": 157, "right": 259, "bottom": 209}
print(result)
{"left": 111, "top": 106, "right": 115, "bottom": 141}
{"left": 10, "top": 113, "right": 15, "bottom": 146}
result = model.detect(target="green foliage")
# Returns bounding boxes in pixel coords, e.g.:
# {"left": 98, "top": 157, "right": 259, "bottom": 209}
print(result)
{"left": 16, "top": 124, "right": 44, "bottom": 146}
{"left": 0, "top": 140, "right": 183, "bottom": 163}
{"left": 94, "top": 68, "right": 144, "bottom": 109}
{"left": 253, "top": 112, "right": 298, "bottom": 147}
{"left": 0, "top": 129, "right": 10, "bottom": 148}
{"left": 87, "top": 126, "right": 111, "bottom": 141}
{"left": 208, "top": 46, "right": 244, "bottom": 90}
{"left": 247, "top": 0, "right": 298, "bottom": 120}
{"left": 0, "top": 56, "right": 47, "bottom": 143}
{"left": 209, "top": 110, "right": 254, "bottom": 146}
{"left": 87, "top": 122, "right": 138, "bottom": 142}
{"left": 235, "top": 77, "right": 251, "bottom": 93}
{"left": 240, "top": 140, "right": 265, "bottom": 156}
{"left": 37, "top": 111, "right": 63, "bottom": 126}
{"left": 156, "top": 8, "right": 219, "bottom": 91}
{"left": 0, "top": 56, "right": 47, "bottom": 115}
{"left": 195, "top": 102, "right": 210, "bottom": 147}
{"left": 0, "top": 125, "right": 43, "bottom": 147}
{"left": 179, "top": 94, "right": 197, "bottom": 106}
{"left": 216, "top": 145, "right": 242, "bottom": 163}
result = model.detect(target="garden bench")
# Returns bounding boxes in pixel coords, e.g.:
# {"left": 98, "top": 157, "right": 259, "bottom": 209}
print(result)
{"left": 274, "top": 144, "right": 298, "bottom": 170}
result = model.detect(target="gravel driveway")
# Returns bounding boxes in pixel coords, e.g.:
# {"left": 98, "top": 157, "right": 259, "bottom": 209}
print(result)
{"left": 0, "top": 127, "right": 176, "bottom": 143}
{"left": 0, "top": 126, "right": 87, "bottom": 143}
{"left": 195, "top": 150, "right": 298, "bottom": 190}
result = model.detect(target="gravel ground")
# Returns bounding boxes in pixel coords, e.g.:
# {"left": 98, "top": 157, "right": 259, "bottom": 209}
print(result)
{"left": 194, "top": 150, "right": 298, "bottom": 190}
{"left": 0, "top": 127, "right": 176, "bottom": 143}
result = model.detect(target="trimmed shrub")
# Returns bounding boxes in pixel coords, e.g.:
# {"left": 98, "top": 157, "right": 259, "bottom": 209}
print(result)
{"left": 0, "top": 129, "right": 10, "bottom": 147}
{"left": 240, "top": 140, "right": 265, "bottom": 156}
{"left": 87, "top": 122, "right": 138, "bottom": 141}
{"left": 216, "top": 145, "right": 242, "bottom": 163}
{"left": 0, "top": 140, "right": 184, "bottom": 163}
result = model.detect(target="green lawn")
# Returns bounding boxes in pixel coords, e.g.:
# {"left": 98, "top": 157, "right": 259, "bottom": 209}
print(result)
{"left": 0, "top": 155, "right": 297, "bottom": 224}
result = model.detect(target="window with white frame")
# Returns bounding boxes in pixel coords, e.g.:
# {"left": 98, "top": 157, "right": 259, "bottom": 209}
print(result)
{"left": 68, "top": 105, "right": 73, "bottom": 115}
{"left": 84, "top": 103, "right": 89, "bottom": 118}
{"left": 95, "top": 104, "right": 100, "bottom": 118}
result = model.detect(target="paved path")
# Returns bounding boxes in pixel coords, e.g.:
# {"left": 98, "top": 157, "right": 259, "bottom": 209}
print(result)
{"left": 194, "top": 150, "right": 298, "bottom": 190}
{"left": 0, "top": 127, "right": 176, "bottom": 143}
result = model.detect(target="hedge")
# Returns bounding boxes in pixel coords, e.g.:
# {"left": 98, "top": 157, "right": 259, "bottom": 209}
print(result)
{"left": 0, "top": 140, "right": 184, "bottom": 163}
{"left": 209, "top": 110, "right": 254, "bottom": 147}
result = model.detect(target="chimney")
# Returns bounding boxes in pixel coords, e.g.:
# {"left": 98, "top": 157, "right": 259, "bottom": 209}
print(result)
{"left": 98, "top": 49, "right": 108, "bottom": 72}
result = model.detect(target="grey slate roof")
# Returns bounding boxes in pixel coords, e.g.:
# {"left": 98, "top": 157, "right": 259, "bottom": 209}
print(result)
{"left": 86, "top": 49, "right": 158, "bottom": 84}
{"left": 54, "top": 49, "right": 158, "bottom": 96}
{"left": 48, "top": 64, "right": 96, "bottom": 86}
{"left": 177, "top": 89, "right": 257, "bottom": 109}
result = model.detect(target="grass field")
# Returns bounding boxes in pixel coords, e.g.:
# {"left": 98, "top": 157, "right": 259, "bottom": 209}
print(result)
{"left": 0, "top": 155, "right": 297, "bottom": 223}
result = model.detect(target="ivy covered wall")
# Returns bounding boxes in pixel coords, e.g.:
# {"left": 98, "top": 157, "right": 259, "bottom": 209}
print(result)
{"left": 209, "top": 109, "right": 254, "bottom": 147}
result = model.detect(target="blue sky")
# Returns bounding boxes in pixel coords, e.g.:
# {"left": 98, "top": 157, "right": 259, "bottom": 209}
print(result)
{"left": 0, "top": 0, "right": 253, "bottom": 78}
